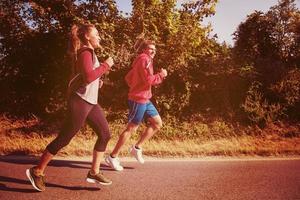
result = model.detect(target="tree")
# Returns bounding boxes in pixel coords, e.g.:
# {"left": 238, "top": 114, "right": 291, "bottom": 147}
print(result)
{"left": 126, "top": 0, "right": 219, "bottom": 117}
{"left": 0, "top": 0, "right": 119, "bottom": 116}
{"left": 233, "top": 0, "right": 300, "bottom": 123}
{"left": 233, "top": 0, "right": 299, "bottom": 81}
{"left": 1, "top": 0, "right": 238, "bottom": 120}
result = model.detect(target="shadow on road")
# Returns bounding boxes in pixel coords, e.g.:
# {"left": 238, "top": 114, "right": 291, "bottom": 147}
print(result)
{"left": 0, "top": 156, "right": 134, "bottom": 193}
{"left": 0, "top": 175, "right": 101, "bottom": 193}
{"left": 0, "top": 155, "right": 134, "bottom": 170}
{"left": 0, "top": 156, "right": 134, "bottom": 171}
{"left": 0, "top": 182, "right": 37, "bottom": 193}
{"left": 0, "top": 155, "right": 91, "bottom": 169}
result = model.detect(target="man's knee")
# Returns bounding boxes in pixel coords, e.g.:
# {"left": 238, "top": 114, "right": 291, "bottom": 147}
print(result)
{"left": 150, "top": 120, "right": 163, "bottom": 131}
{"left": 125, "top": 123, "right": 139, "bottom": 133}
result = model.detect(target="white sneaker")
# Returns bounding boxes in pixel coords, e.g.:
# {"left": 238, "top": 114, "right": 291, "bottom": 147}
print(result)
{"left": 130, "top": 145, "right": 145, "bottom": 164}
{"left": 105, "top": 155, "right": 124, "bottom": 171}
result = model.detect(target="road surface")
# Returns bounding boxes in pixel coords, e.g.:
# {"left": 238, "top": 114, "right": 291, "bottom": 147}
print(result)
{"left": 0, "top": 156, "right": 299, "bottom": 200}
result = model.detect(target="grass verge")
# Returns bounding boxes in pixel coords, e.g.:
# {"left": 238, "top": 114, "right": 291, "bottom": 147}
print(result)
{"left": 0, "top": 115, "right": 299, "bottom": 157}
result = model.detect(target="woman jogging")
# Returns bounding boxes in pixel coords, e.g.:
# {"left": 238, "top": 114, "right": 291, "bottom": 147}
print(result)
{"left": 26, "top": 23, "right": 114, "bottom": 191}
{"left": 105, "top": 38, "right": 167, "bottom": 171}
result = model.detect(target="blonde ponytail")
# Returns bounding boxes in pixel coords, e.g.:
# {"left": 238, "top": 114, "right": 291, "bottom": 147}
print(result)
{"left": 67, "top": 23, "right": 95, "bottom": 75}
{"left": 68, "top": 24, "right": 80, "bottom": 60}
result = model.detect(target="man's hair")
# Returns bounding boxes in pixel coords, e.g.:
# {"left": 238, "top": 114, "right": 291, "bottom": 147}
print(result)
{"left": 134, "top": 38, "right": 155, "bottom": 54}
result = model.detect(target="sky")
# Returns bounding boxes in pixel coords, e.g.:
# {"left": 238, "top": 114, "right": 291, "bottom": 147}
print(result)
{"left": 115, "top": 0, "right": 300, "bottom": 46}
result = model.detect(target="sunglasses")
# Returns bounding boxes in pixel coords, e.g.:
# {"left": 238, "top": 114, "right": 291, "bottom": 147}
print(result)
{"left": 148, "top": 47, "right": 156, "bottom": 51}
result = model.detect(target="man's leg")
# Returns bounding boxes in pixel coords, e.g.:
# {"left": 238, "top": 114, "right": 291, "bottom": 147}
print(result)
{"left": 105, "top": 123, "right": 138, "bottom": 171}
{"left": 110, "top": 123, "right": 139, "bottom": 157}
{"left": 106, "top": 100, "right": 144, "bottom": 169}
{"left": 129, "top": 115, "right": 162, "bottom": 164}
{"left": 135, "top": 115, "right": 162, "bottom": 147}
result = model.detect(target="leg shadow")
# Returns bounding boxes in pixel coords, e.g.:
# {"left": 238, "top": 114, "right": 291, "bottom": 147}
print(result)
{"left": 0, "top": 175, "right": 100, "bottom": 193}
{"left": 0, "top": 182, "right": 36, "bottom": 193}
{"left": 0, "top": 155, "right": 135, "bottom": 170}
{"left": 0, "top": 156, "right": 90, "bottom": 169}
{"left": 101, "top": 163, "right": 135, "bottom": 171}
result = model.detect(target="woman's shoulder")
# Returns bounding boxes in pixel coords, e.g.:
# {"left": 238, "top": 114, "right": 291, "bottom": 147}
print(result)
{"left": 77, "top": 47, "right": 95, "bottom": 62}
{"left": 77, "top": 47, "right": 94, "bottom": 55}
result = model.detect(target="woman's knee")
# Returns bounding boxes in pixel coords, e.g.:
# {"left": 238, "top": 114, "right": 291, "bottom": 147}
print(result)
{"left": 103, "top": 131, "right": 112, "bottom": 142}
{"left": 46, "top": 138, "right": 71, "bottom": 155}
{"left": 98, "top": 127, "right": 111, "bottom": 143}
{"left": 94, "top": 130, "right": 111, "bottom": 151}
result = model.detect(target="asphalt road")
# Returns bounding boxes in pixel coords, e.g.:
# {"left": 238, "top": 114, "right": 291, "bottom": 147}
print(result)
{"left": 0, "top": 156, "right": 299, "bottom": 200}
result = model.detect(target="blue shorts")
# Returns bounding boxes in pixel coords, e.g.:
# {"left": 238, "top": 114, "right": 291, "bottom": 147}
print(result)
{"left": 128, "top": 100, "right": 159, "bottom": 124}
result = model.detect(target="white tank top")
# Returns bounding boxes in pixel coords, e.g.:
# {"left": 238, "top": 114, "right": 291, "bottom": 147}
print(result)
{"left": 76, "top": 52, "right": 100, "bottom": 105}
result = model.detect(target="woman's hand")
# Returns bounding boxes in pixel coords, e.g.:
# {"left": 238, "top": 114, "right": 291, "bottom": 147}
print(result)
{"left": 105, "top": 57, "right": 114, "bottom": 68}
{"left": 160, "top": 68, "right": 168, "bottom": 77}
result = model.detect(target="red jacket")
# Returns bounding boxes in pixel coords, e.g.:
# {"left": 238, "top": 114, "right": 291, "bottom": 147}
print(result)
{"left": 125, "top": 53, "right": 165, "bottom": 103}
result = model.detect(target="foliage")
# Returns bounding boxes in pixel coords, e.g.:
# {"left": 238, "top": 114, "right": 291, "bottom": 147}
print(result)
{"left": 241, "top": 81, "right": 285, "bottom": 124}
{"left": 0, "top": 0, "right": 299, "bottom": 125}
{"left": 0, "top": 0, "right": 120, "bottom": 115}
{"left": 233, "top": 0, "right": 300, "bottom": 123}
